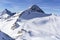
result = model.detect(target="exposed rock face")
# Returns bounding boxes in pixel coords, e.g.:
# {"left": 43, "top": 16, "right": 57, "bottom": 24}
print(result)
{"left": 30, "top": 5, "right": 45, "bottom": 13}
{"left": 19, "top": 5, "right": 51, "bottom": 20}
{"left": 1, "top": 9, "right": 16, "bottom": 16}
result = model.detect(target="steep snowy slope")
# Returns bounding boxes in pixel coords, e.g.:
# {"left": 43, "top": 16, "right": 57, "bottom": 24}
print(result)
{"left": 13, "top": 5, "right": 52, "bottom": 30}
{"left": 0, "top": 9, "right": 20, "bottom": 39}
{"left": 16, "top": 15, "right": 60, "bottom": 40}
{"left": 0, "top": 9, "right": 16, "bottom": 20}
{"left": 0, "top": 12, "right": 21, "bottom": 39}
{"left": 15, "top": 5, "right": 60, "bottom": 40}
{"left": 0, "top": 31, "right": 14, "bottom": 40}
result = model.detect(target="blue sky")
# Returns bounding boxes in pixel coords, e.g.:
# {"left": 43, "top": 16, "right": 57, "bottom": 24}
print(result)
{"left": 0, "top": 0, "right": 60, "bottom": 15}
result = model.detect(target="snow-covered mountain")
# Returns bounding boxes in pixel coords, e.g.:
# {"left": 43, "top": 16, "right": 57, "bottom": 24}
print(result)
{"left": 0, "top": 5, "right": 60, "bottom": 40}
{"left": 19, "top": 5, "right": 51, "bottom": 20}
{"left": 0, "top": 9, "right": 16, "bottom": 20}
{"left": 1, "top": 9, "right": 15, "bottom": 16}
{"left": 12, "top": 5, "right": 52, "bottom": 31}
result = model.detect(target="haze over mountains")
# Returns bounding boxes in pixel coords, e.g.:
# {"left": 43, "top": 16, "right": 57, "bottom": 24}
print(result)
{"left": 0, "top": 5, "right": 60, "bottom": 40}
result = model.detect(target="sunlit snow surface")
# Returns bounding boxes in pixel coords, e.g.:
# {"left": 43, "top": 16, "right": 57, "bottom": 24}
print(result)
{"left": 16, "top": 15, "right": 60, "bottom": 40}
{"left": 0, "top": 7, "right": 60, "bottom": 40}
{"left": 0, "top": 13, "right": 60, "bottom": 40}
{"left": 0, "top": 13, "right": 21, "bottom": 39}
{"left": 0, "top": 11, "right": 60, "bottom": 40}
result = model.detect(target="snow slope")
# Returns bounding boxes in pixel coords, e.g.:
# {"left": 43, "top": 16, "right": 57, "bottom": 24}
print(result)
{"left": 0, "top": 9, "right": 16, "bottom": 20}
{"left": 0, "top": 31, "right": 14, "bottom": 40}
{"left": 16, "top": 14, "right": 60, "bottom": 40}
{"left": 15, "top": 5, "right": 60, "bottom": 40}
{"left": 0, "top": 13, "right": 21, "bottom": 38}
{"left": 0, "top": 10, "right": 21, "bottom": 39}
{"left": 0, "top": 5, "right": 60, "bottom": 40}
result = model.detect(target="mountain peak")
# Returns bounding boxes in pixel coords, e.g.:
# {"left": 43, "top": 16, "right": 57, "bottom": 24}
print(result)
{"left": 2, "top": 9, "right": 11, "bottom": 15}
{"left": 30, "top": 5, "right": 45, "bottom": 13}
{"left": 1, "top": 9, "right": 16, "bottom": 16}
{"left": 19, "top": 5, "right": 51, "bottom": 20}
{"left": 30, "top": 5, "right": 40, "bottom": 9}
{"left": 4, "top": 9, "right": 11, "bottom": 13}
